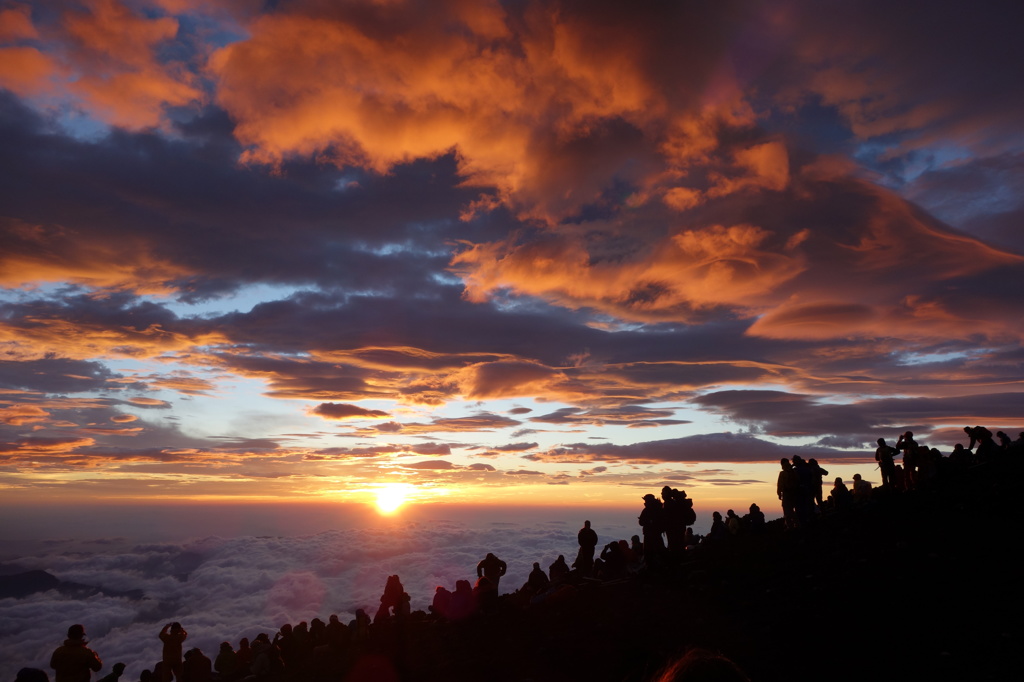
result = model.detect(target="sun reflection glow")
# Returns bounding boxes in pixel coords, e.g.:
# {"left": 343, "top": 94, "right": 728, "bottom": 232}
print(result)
{"left": 375, "top": 483, "right": 413, "bottom": 514}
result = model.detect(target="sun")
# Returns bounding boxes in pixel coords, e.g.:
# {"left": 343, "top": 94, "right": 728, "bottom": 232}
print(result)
{"left": 375, "top": 483, "right": 412, "bottom": 514}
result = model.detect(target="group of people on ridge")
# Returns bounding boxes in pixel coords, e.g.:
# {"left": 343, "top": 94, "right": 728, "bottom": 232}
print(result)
{"left": 24, "top": 425, "right": 1020, "bottom": 682}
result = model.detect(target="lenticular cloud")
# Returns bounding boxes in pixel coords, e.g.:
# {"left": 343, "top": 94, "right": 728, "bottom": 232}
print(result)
{"left": 0, "top": 516, "right": 634, "bottom": 680}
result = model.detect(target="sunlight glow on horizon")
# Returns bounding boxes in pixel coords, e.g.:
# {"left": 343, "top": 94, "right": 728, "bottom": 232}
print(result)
{"left": 374, "top": 482, "right": 415, "bottom": 514}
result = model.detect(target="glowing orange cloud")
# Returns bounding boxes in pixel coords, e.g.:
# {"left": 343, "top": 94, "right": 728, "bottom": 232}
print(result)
{"left": 0, "top": 4, "right": 36, "bottom": 40}
{"left": 127, "top": 397, "right": 172, "bottom": 408}
{"left": 0, "top": 0, "right": 202, "bottom": 129}
{"left": 62, "top": 0, "right": 202, "bottom": 127}
{"left": 0, "top": 404, "right": 50, "bottom": 426}
{"left": 453, "top": 361, "right": 565, "bottom": 400}
{"left": 207, "top": 0, "right": 758, "bottom": 221}
{"left": 0, "top": 46, "right": 61, "bottom": 96}
{"left": 0, "top": 218, "right": 198, "bottom": 292}
{"left": 0, "top": 309, "right": 227, "bottom": 362}
{"left": 0, "top": 436, "right": 96, "bottom": 456}
{"left": 452, "top": 223, "right": 806, "bottom": 321}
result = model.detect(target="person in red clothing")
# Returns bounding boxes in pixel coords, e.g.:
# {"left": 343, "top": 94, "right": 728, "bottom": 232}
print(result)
{"left": 50, "top": 624, "right": 103, "bottom": 682}
{"left": 158, "top": 622, "right": 188, "bottom": 681}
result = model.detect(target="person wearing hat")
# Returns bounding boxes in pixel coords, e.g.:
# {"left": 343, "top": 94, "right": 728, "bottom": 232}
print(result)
{"left": 639, "top": 494, "right": 666, "bottom": 568}
{"left": 50, "top": 624, "right": 103, "bottom": 682}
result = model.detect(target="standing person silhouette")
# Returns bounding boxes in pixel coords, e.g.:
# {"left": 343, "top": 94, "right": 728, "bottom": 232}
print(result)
{"left": 158, "top": 622, "right": 187, "bottom": 682}
{"left": 875, "top": 438, "right": 898, "bottom": 488}
{"left": 50, "top": 624, "right": 102, "bottom": 682}
{"left": 639, "top": 495, "right": 666, "bottom": 568}
{"left": 476, "top": 552, "right": 507, "bottom": 590}
{"left": 574, "top": 520, "right": 598, "bottom": 575}
{"left": 777, "top": 458, "right": 798, "bottom": 528}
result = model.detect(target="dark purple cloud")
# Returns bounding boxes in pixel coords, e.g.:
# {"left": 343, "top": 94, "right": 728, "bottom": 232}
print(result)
{"left": 491, "top": 442, "right": 539, "bottom": 452}
{"left": 311, "top": 403, "right": 390, "bottom": 420}
{"left": 694, "top": 390, "right": 1024, "bottom": 444}
{"left": 403, "top": 459, "right": 455, "bottom": 470}
{"left": 527, "top": 433, "right": 847, "bottom": 464}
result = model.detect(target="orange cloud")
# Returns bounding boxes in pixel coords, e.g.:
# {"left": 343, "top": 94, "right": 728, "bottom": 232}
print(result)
{"left": 206, "top": 0, "right": 758, "bottom": 221}
{"left": 0, "top": 318, "right": 216, "bottom": 361}
{"left": 0, "top": 404, "right": 50, "bottom": 426}
{"left": 454, "top": 361, "right": 564, "bottom": 400}
{"left": 707, "top": 140, "right": 791, "bottom": 198}
{"left": 60, "top": 0, "right": 202, "bottom": 128}
{"left": 0, "top": 0, "right": 202, "bottom": 129}
{"left": 0, "top": 4, "right": 36, "bottom": 40}
{"left": 0, "top": 435, "right": 96, "bottom": 456}
{"left": 80, "top": 427, "right": 144, "bottom": 436}
{"left": 452, "top": 223, "right": 806, "bottom": 321}
{"left": 749, "top": 293, "right": 1023, "bottom": 343}
{"left": 0, "top": 46, "right": 62, "bottom": 97}
{"left": 127, "top": 397, "right": 171, "bottom": 408}
{"left": 0, "top": 218, "right": 197, "bottom": 292}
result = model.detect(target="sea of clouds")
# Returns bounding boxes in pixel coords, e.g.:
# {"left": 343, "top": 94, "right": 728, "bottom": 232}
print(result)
{"left": 0, "top": 505, "right": 648, "bottom": 680}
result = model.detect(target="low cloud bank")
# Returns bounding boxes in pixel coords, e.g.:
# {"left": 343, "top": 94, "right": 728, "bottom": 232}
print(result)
{"left": 0, "top": 511, "right": 641, "bottom": 680}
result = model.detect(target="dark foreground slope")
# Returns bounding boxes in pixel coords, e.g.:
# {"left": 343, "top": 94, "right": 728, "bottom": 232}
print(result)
{"left": 349, "top": 459, "right": 1021, "bottom": 682}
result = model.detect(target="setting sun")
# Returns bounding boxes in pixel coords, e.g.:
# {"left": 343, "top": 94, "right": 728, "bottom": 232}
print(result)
{"left": 375, "top": 483, "right": 413, "bottom": 514}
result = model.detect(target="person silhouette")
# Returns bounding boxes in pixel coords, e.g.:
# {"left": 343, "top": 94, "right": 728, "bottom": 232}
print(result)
{"left": 639, "top": 494, "right": 666, "bottom": 568}
{"left": 430, "top": 585, "right": 452, "bottom": 619}
{"left": 808, "top": 458, "right": 829, "bottom": 510}
{"left": 875, "top": 438, "right": 898, "bottom": 488}
{"left": 16, "top": 670, "right": 50, "bottom": 682}
{"left": 377, "top": 574, "right": 406, "bottom": 620}
{"left": 574, "top": 520, "right": 598, "bottom": 575}
{"left": 449, "top": 579, "right": 476, "bottom": 620}
{"left": 896, "top": 431, "right": 919, "bottom": 488}
{"left": 214, "top": 642, "right": 237, "bottom": 680}
{"left": 234, "top": 638, "right": 251, "bottom": 674}
{"left": 97, "top": 663, "right": 126, "bottom": 682}
{"left": 158, "top": 622, "right": 187, "bottom": 682}
{"left": 828, "top": 477, "right": 853, "bottom": 510}
{"left": 476, "top": 553, "right": 507, "bottom": 590}
{"left": 852, "top": 474, "right": 872, "bottom": 501}
{"left": 777, "top": 458, "right": 798, "bottom": 527}
{"left": 549, "top": 554, "right": 570, "bottom": 582}
{"left": 50, "top": 624, "right": 102, "bottom": 682}
{"left": 182, "top": 649, "right": 211, "bottom": 682}
{"left": 743, "top": 503, "right": 765, "bottom": 531}
{"left": 706, "top": 511, "right": 728, "bottom": 542}
{"left": 725, "top": 509, "right": 741, "bottom": 535}
{"left": 526, "top": 561, "right": 550, "bottom": 592}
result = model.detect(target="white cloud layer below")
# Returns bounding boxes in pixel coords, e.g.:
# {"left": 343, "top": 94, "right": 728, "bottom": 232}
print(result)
{"left": 0, "top": 505, "right": 643, "bottom": 680}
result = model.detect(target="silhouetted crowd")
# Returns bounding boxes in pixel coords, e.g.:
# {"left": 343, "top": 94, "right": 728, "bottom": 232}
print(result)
{"left": 18, "top": 425, "right": 1021, "bottom": 682}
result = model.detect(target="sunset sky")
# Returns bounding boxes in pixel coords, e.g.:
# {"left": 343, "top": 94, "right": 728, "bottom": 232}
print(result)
{"left": 2, "top": 0, "right": 1023, "bottom": 515}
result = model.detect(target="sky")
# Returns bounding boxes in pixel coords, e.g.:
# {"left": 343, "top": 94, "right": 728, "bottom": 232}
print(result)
{"left": 1, "top": 0, "right": 1024, "bottom": 519}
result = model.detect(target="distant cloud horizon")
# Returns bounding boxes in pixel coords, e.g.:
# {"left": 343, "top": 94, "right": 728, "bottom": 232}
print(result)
{"left": 0, "top": 503, "right": 661, "bottom": 681}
